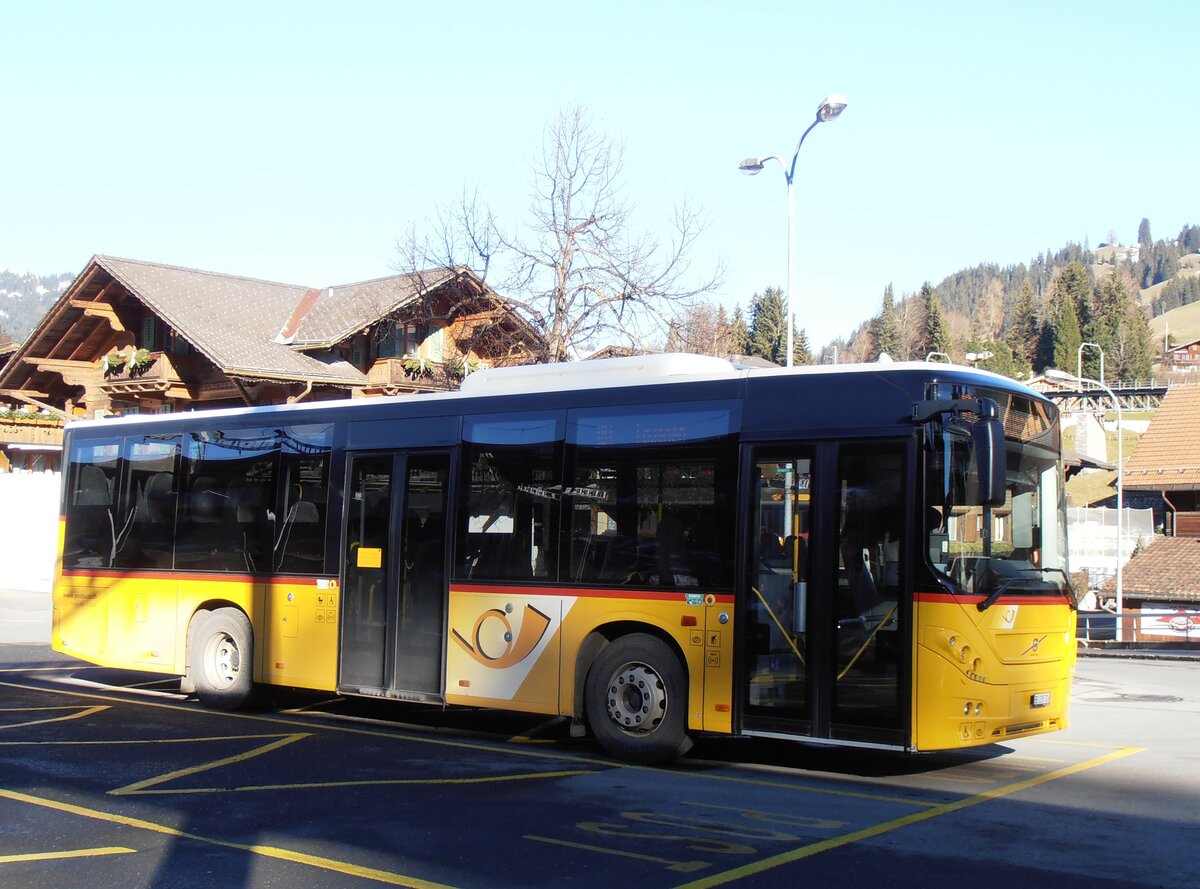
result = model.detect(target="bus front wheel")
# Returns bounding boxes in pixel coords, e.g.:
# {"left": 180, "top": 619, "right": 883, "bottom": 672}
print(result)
{"left": 585, "top": 634, "right": 692, "bottom": 764}
{"left": 190, "top": 608, "right": 255, "bottom": 710}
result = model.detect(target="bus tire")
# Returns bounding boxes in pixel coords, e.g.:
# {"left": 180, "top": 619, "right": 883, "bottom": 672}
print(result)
{"left": 585, "top": 634, "right": 692, "bottom": 764}
{"left": 191, "top": 607, "right": 255, "bottom": 710}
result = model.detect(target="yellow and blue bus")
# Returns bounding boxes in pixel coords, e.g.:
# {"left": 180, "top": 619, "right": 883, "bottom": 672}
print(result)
{"left": 52, "top": 354, "right": 1076, "bottom": 763}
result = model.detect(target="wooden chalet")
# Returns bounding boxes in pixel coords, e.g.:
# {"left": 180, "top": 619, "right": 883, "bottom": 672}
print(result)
{"left": 1163, "top": 338, "right": 1200, "bottom": 373}
{"left": 0, "top": 256, "right": 541, "bottom": 465}
{"left": 1121, "top": 385, "right": 1200, "bottom": 537}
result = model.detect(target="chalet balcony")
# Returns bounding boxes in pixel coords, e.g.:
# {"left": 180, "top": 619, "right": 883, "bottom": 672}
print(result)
{"left": 365, "top": 357, "right": 460, "bottom": 394}
{"left": 99, "top": 351, "right": 193, "bottom": 398}
{"left": 0, "top": 413, "right": 64, "bottom": 448}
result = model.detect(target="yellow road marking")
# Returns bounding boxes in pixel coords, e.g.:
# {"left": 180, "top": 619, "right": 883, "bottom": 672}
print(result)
{"left": 674, "top": 746, "right": 1143, "bottom": 888}
{"left": 667, "top": 767, "right": 942, "bottom": 808}
{"left": 0, "top": 788, "right": 454, "bottom": 889}
{"left": 0, "top": 705, "right": 108, "bottom": 730}
{"left": 124, "top": 768, "right": 597, "bottom": 795}
{"left": 0, "top": 733, "right": 305, "bottom": 747}
{"left": 0, "top": 679, "right": 939, "bottom": 804}
{"left": 526, "top": 835, "right": 710, "bottom": 873}
{"left": 0, "top": 846, "right": 135, "bottom": 864}
{"left": 110, "top": 733, "right": 310, "bottom": 796}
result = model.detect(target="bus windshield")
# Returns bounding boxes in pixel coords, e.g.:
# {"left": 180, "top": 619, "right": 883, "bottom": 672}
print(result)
{"left": 925, "top": 389, "right": 1070, "bottom": 605}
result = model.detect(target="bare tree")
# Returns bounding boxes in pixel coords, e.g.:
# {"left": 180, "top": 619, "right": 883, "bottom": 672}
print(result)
{"left": 894, "top": 293, "right": 926, "bottom": 361}
{"left": 668, "top": 300, "right": 743, "bottom": 357}
{"left": 399, "top": 106, "right": 722, "bottom": 362}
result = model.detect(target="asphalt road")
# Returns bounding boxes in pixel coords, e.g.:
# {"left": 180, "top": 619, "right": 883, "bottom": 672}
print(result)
{"left": 1, "top": 644, "right": 1196, "bottom": 889}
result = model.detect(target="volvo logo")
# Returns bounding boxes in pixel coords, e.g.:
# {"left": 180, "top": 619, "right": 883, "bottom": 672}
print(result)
{"left": 1021, "top": 635, "right": 1048, "bottom": 656}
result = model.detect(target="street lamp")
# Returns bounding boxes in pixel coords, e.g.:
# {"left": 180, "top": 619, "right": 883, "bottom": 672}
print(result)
{"left": 1078, "top": 341, "right": 1104, "bottom": 384}
{"left": 739, "top": 94, "right": 848, "bottom": 367}
{"left": 1046, "top": 367, "right": 1124, "bottom": 640}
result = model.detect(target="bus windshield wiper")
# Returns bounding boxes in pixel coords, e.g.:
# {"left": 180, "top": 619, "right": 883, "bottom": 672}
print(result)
{"left": 977, "top": 569, "right": 1073, "bottom": 612}
{"left": 976, "top": 577, "right": 1016, "bottom": 612}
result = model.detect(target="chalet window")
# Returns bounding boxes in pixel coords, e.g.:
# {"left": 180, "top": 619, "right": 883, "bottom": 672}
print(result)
{"left": 378, "top": 322, "right": 403, "bottom": 359}
{"left": 141, "top": 316, "right": 160, "bottom": 351}
{"left": 404, "top": 324, "right": 421, "bottom": 357}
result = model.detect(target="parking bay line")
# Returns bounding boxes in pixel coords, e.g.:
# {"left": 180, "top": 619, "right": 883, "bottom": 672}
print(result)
{"left": 2, "top": 678, "right": 1086, "bottom": 813}
{"left": 0, "top": 846, "right": 136, "bottom": 864}
{"left": 0, "top": 788, "right": 456, "bottom": 889}
{"left": 674, "top": 745, "right": 1143, "bottom": 888}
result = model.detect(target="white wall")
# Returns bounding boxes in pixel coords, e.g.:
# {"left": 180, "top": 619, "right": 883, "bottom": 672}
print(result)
{"left": 0, "top": 471, "right": 60, "bottom": 593}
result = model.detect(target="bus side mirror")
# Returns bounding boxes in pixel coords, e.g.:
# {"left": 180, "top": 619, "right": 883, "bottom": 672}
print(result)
{"left": 973, "top": 398, "right": 1007, "bottom": 507}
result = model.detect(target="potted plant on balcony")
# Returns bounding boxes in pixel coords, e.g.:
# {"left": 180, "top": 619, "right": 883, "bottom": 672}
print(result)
{"left": 403, "top": 356, "right": 433, "bottom": 379}
{"left": 447, "top": 356, "right": 490, "bottom": 379}
{"left": 129, "top": 348, "right": 155, "bottom": 377}
{"left": 100, "top": 350, "right": 127, "bottom": 376}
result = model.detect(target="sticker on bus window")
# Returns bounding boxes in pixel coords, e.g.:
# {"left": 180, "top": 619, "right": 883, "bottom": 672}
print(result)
{"left": 357, "top": 547, "right": 383, "bottom": 569}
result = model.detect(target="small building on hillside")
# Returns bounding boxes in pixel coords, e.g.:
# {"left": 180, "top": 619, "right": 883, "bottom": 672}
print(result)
{"left": 0, "top": 255, "right": 542, "bottom": 469}
{"left": 1163, "top": 338, "right": 1200, "bottom": 373}
{"left": 1121, "top": 385, "right": 1200, "bottom": 537}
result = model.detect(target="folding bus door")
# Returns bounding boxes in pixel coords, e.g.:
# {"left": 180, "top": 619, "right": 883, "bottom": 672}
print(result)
{"left": 340, "top": 451, "right": 450, "bottom": 699}
{"left": 740, "top": 441, "right": 907, "bottom": 747}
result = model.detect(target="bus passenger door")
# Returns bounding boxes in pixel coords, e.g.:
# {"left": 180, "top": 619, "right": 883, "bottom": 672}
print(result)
{"left": 828, "top": 444, "right": 906, "bottom": 745}
{"left": 741, "top": 450, "right": 817, "bottom": 736}
{"left": 340, "top": 451, "right": 450, "bottom": 699}
{"left": 740, "top": 443, "right": 907, "bottom": 747}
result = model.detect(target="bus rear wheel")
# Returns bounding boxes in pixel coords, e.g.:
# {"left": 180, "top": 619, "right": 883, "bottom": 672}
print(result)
{"left": 190, "top": 608, "right": 255, "bottom": 710}
{"left": 585, "top": 634, "right": 691, "bottom": 764}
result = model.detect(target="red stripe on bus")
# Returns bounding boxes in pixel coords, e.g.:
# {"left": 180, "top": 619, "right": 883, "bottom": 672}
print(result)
{"left": 452, "top": 582, "right": 735, "bottom": 604}
{"left": 60, "top": 569, "right": 326, "bottom": 585}
{"left": 914, "top": 591, "right": 1073, "bottom": 606}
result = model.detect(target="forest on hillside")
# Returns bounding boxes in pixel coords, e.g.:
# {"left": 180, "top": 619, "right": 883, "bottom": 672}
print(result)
{"left": 676, "top": 218, "right": 1198, "bottom": 381}
{"left": 0, "top": 270, "right": 74, "bottom": 341}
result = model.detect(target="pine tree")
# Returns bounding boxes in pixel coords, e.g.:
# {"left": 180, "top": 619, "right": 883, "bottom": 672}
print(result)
{"left": 1121, "top": 302, "right": 1153, "bottom": 380}
{"left": 1137, "top": 217, "right": 1152, "bottom": 250}
{"left": 1007, "top": 279, "right": 1039, "bottom": 367}
{"left": 1047, "top": 274, "right": 1083, "bottom": 373}
{"left": 872, "top": 284, "right": 902, "bottom": 360}
{"left": 921, "top": 283, "right": 950, "bottom": 357}
{"left": 748, "top": 287, "right": 786, "bottom": 364}
{"left": 727, "top": 305, "right": 750, "bottom": 356}
{"left": 1058, "top": 261, "right": 1094, "bottom": 329}
{"left": 793, "top": 326, "right": 815, "bottom": 365}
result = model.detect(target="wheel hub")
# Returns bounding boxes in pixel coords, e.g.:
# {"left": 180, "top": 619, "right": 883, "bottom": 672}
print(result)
{"left": 208, "top": 633, "right": 240, "bottom": 688}
{"left": 606, "top": 662, "right": 666, "bottom": 734}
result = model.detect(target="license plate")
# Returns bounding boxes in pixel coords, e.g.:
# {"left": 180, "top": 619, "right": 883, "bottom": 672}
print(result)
{"left": 1030, "top": 692, "right": 1051, "bottom": 708}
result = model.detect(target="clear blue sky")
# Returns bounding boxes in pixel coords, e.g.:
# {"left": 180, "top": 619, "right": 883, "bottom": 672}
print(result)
{"left": 3, "top": 0, "right": 1196, "bottom": 348}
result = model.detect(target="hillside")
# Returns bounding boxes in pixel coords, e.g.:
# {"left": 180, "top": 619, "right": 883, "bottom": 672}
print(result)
{"left": 0, "top": 269, "right": 75, "bottom": 342}
{"left": 832, "top": 218, "right": 1198, "bottom": 378}
{"left": 1150, "top": 300, "right": 1200, "bottom": 347}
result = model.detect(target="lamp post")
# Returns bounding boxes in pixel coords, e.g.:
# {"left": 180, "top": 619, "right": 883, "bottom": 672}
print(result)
{"left": 739, "top": 94, "right": 847, "bottom": 367}
{"left": 1046, "top": 368, "right": 1124, "bottom": 640}
{"left": 1077, "top": 341, "right": 1104, "bottom": 384}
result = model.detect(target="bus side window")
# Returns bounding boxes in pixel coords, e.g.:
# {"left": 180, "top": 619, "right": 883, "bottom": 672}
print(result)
{"left": 63, "top": 441, "right": 121, "bottom": 569}
{"left": 456, "top": 441, "right": 560, "bottom": 583}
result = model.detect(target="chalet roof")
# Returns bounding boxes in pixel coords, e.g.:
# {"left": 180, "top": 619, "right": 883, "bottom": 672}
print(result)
{"left": 1099, "top": 536, "right": 1200, "bottom": 603}
{"left": 1165, "top": 338, "right": 1200, "bottom": 353}
{"left": 97, "top": 256, "right": 364, "bottom": 384}
{"left": 278, "top": 267, "right": 459, "bottom": 348}
{"left": 1122, "top": 385, "right": 1200, "bottom": 491}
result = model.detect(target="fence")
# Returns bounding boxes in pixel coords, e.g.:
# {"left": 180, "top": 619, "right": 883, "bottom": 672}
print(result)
{"left": 0, "top": 470, "right": 60, "bottom": 592}
{"left": 1067, "top": 506, "right": 1155, "bottom": 593}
